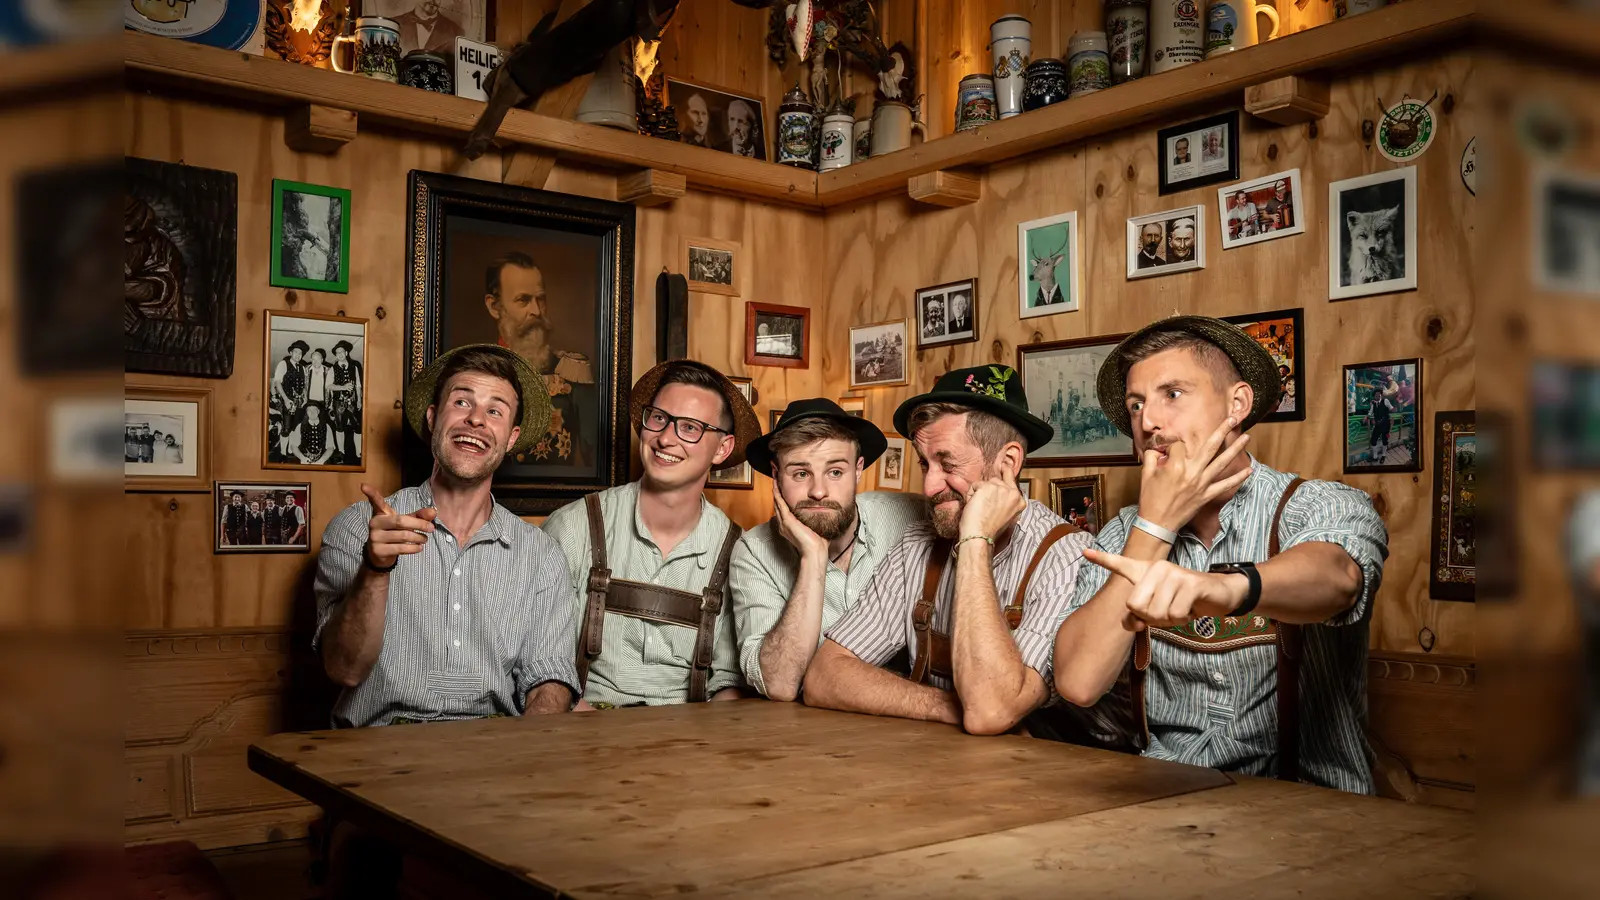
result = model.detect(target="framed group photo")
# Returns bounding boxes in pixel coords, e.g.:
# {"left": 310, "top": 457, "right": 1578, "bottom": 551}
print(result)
{"left": 1221, "top": 307, "right": 1305, "bottom": 422}
{"left": 1329, "top": 166, "right": 1418, "bottom": 300}
{"left": 745, "top": 302, "right": 810, "bottom": 369}
{"left": 1218, "top": 168, "right": 1305, "bottom": 249}
{"left": 1127, "top": 206, "right": 1205, "bottom": 279}
{"left": 1429, "top": 410, "right": 1475, "bottom": 601}
{"left": 915, "top": 278, "right": 979, "bottom": 349}
{"left": 1018, "top": 211, "right": 1080, "bottom": 318}
{"left": 126, "top": 384, "right": 211, "bottom": 492}
{"left": 1343, "top": 357, "right": 1424, "bottom": 473}
{"left": 1049, "top": 473, "right": 1105, "bottom": 535}
{"left": 270, "top": 179, "right": 351, "bottom": 294}
{"left": 1016, "top": 334, "right": 1138, "bottom": 468}
{"left": 709, "top": 376, "right": 756, "bottom": 489}
{"left": 1158, "top": 111, "right": 1240, "bottom": 195}
{"left": 263, "top": 311, "right": 367, "bottom": 472}
{"left": 848, "top": 319, "right": 910, "bottom": 389}
{"left": 666, "top": 78, "right": 768, "bottom": 160}
{"left": 683, "top": 236, "right": 739, "bottom": 296}
{"left": 215, "top": 481, "right": 311, "bottom": 554}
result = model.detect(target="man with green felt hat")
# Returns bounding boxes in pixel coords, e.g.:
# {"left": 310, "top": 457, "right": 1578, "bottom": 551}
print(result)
{"left": 802, "top": 364, "right": 1101, "bottom": 741}
{"left": 1052, "top": 316, "right": 1389, "bottom": 794}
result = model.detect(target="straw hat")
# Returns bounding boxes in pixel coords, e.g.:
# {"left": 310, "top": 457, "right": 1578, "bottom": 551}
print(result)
{"left": 404, "top": 344, "right": 551, "bottom": 456}
{"left": 1096, "top": 316, "right": 1281, "bottom": 437}
{"left": 630, "top": 359, "right": 763, "bottom": 469}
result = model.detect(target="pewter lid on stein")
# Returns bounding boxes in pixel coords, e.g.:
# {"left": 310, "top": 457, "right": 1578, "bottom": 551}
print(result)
{"left": 781, "top": 83, "right": 814, "bottom": 109}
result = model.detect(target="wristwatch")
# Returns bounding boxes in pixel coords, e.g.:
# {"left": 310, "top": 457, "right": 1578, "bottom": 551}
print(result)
{"left": 1208, "top": 561, "right": 1260, "bottom": 618}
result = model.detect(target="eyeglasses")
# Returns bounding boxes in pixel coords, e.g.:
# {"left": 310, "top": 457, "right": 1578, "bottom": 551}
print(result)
{"left": 640, "top": 405, "right": 729, "bottom": 444}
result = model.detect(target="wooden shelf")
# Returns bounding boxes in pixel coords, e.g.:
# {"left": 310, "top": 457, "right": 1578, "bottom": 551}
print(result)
{"left": 1, "top": 36, "right": 122, "bottom": 104}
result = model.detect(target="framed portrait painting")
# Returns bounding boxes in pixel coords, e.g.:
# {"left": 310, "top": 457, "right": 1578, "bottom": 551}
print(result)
{"left": 1218, "top": 168, "right": 1306, "bottom": 250}
{"left": 1221, "top": 307, "right": 1305, "bottom": 423}
{"left": 666, "top": 78, "right": 768, "bottom": 160}
{"left": 1018, "top": 211, "right": 1080, "bottom": 318}
{"left": 1126, "top": 206, "right": 1205, "bottom": 279}
{"left": 1329, "top": 166, "right": 1418, "bottom": 300}
{"left": 915, "top": 278, "right": 979, "bottom": 349}
{"left": 126, "top": 384, "right": 211, "bottom": 492}
{"left": 263, "top": 310, "right": 368, "bottom": 472}
{"left": 1158, "top": 111, "right": 1240, "bottom": 195}
{"left": 1343, "top": 357, "right": 1423, "bottom": 473}
{"left": 709, "top": 376, "right": 755, "bottom": 490}
{"left": 1050, "top": 473, "right": 1105, "bottom": 535}
{"left": 848, "top": 320, "right": 910, "bottom": 389}
{"left": 270, "top": 179, "right": 351, "bottom": 294}
{"left": 404, "top": 170, "right": 635, "bottom": 515}
{"left": 1017, "top": 334, "right": 1138, "bottom": 468}
{"left": 215, "top": 481, "right": 311, "bottom": 554}
{"left": 746, "top": 302, "right": 810, "bottom": 369}
{"left": 1429, "top": 410, "right": 1475, "bottom": 601}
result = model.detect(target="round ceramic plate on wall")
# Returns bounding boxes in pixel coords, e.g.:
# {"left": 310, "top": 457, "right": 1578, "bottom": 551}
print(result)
{"left": 126, "top": 0, "right": 263, "bottom": 51}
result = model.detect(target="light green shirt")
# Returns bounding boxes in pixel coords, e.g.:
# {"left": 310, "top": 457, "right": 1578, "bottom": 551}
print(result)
{"left": 729, "top": 491, "right": 928, "bottom": 696}
{"left": 541, "top": 481, "right": 744, "bottom": 706}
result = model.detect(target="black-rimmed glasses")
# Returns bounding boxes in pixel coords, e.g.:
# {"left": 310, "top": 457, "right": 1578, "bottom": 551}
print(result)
{"left": 640, "top": 405, "right": 729, "bottom": 444}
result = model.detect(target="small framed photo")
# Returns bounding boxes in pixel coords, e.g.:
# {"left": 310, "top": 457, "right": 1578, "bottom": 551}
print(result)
{"left": 666, "top": 77, "right": 768, "bottom": 161}
{"left": 1016, "top": 476, "right": 1034, "bottom": 501}
{"left": 1343, "top": 357, "right": 1424, "bottom": 473}
{"left": 1018, "top": 211, "right": 1080, "bottom": 318}
{"left": 1158, "top": 111, "right": 1240, "bottom": 195}
{"left": 769, "top": 409, "right": 784, "bottom": 432}
{"left": 709, "top": 376, "right": 755, "bottom": 490}
{"left": 49, "top": 397, "right": 122, "bottom": 484}
{"left": 1049, "top": 473, "right": 1105, "bottom": 535}
{"left": 263, "top": 310, "right": 368, "bottom": 472}
{"left": 1218, "top": 168, "right": 1306, "bottom": 250}
{"left": 683, "top": 235, "right": 740, "bottom": 296}
{"left": 215, "top": 481, "right": 311, "bottom": 554}
{"left": 1017, "top": 334, "right": 1138, "bottom": 468}
{"left": 745, "top": 301, "right": 810, "bottom": 369}
{"left": 838, "top": 396, "right": 866, "bottom": 418}
{"left": 270, "top": 179, "right": 351, "bottom": 294}
{"left": 1329, "top": 166, "right": 1418, "bottom": 300}
{"left": 877, "top": 434, "right": 907, "bottom": 490}
{"left": 1530, "top": 359, "right": 1600, "bottom": 470}
{"left": 914, "top": 278, "right": 979, "bottom": 349}
{"left": 1127, "top": 206, "right": 1205, "bottom": 279}
{"left": 1533, "top": 167, "right": 1600, "bottom": 297}
{"left": 126, "top": 384, "right": 211, "bottom": 492}
{"left": 1429, "top": 410, "right": 1475, "bottom": 601}
{"left": 848, "top": 319, "right": 911, "bottom": 389}
{"left": 1221, "top": 307, "right": 1305, "bottom": 423}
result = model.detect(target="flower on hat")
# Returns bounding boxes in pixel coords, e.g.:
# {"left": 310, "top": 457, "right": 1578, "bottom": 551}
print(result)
{"left": 965, "top": 366, "right": 1013, "bottom": 401}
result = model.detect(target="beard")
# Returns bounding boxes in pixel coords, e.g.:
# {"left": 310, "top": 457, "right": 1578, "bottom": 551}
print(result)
{"left": 431, "top": 426, "right": 506, "bottom": 483}
{"left": 793, "top": 498, "right": 857, "bottom": 541}
{"left": 511, "top": 314, "right": 550, "bottom": 342}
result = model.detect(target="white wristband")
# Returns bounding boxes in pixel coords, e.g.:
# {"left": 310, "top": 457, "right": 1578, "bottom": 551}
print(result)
{"left": 1133, "top": 516, "right": 1179, "bottom": 545}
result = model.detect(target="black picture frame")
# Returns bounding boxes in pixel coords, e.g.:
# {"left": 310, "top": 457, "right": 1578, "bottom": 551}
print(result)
{"left": 1429, "top": 410, "right": 1475, "bottom": 602}
{"left": 1342, "top": 357, "right": 1424, "bottom": 474}
{"left": 1157, "top": 111, "right": 1241, "bottom": 196}
{"left": 404, "top": 170, "right": 635, "bottom": 516}
{"left": 1221, "top": 307, "right": 1306, "bottom": 423}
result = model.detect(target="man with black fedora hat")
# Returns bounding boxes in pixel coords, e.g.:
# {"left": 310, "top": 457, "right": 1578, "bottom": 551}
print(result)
{"left": 729, "top": 399, "right": 928, "bottom": 702}
{"left": 542, "top": 359, "right": 764, "bottom": 707}
{"left": 1052, "top": 316, "right": 1388, "bottom": 794}
{"left": 802, "top": 365, "right": 1096, "bottom": 737}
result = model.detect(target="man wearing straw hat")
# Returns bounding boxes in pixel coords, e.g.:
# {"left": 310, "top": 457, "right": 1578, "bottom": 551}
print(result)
{"left": 542, "top": 359, "right": 764, "bottom": 707}
{"left": 1052, "top": 316, "right": 1389, "bottom": 793}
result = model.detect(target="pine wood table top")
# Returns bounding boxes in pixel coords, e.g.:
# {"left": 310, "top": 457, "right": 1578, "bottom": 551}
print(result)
{"left": 249, "top": 701, "right": 1472, "bottom": 899}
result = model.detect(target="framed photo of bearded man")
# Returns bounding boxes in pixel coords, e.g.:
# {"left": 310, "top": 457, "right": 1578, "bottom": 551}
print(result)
{"left": 1018, "top": 211, "right": 1081, "bottom": 319}
{"left": 262, "top": 311, "right": 368, "bottom": 472}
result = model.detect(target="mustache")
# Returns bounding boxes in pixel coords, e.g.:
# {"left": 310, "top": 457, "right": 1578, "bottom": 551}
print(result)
{"left": 794, "top": 500, "right": 843, "bottom": 512}
{"left": 928, "top": 489, "right": 962, "bottom": 505}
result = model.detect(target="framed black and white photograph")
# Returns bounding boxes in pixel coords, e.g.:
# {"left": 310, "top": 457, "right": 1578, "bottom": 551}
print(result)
{"left": 1534, "top": 167, "right": 1600, "bottom": 297}
{"left": 270, "top": 179, "right": 351, "bottom": 294}
{"left": 49, "top": 397, "right": 122, "bottom": 484}
{"left": 683, "top": 236, "right": 740, "bottom": 296}
{"left": 405, "top": 170, "right": 635, "bottom": 515}
{"left": 263, "top": 310, "right": 367, "bottom": 472}
{"left": 365, "top": 0, "right": 486, "bottom": 55}
{"left": 1158, "top": 111, "right": 1240, "bottom": 195}
{"left": 914, "top": 278, "right": 979, "bottom": 349}
{"left": 1126, "top": 206, "right": 1205, "bottom": 279}
{"left": 126, "top": 384, "right": 211, "bottom": 492}
{"left": 1329, "top": 166, "right": 1417, "bottom": 300}
{"left": 1429, "top": 410, "right": 1475, "bottom": 601}
{"left": 1343, "top": 357, "right": 1424, "bottom": 473}
{"left": 745, "top": 302, "right": 810, "bottom": 369}
{"left": 1017, "top": 334, "right": 1138, "bottom": 468}
{"left": 1018, "top": 211, "right": 1080, "bottom": 319}
{"left": 877, "top": 434, "right": 907, "bottom": 490}
{"left": 1218, "top": 168, "right": 1306, "bottom": 250}
{"left": 215, "top": 481, "right": 311, "bottom": 554}
{"left": 666, "top": 77, "right": 768, "bottom": 160}
{"left": 709, "top": 376, "right": 755, "bottom": 490}
{"left": 849, "top": 319, "right": 910, "bottom": 389}
{"left": 1049, "top": 473, "right": 1105, "bottom": 535}
{"left": 1221, "top": 307, "right": 1305, "bottom": 422}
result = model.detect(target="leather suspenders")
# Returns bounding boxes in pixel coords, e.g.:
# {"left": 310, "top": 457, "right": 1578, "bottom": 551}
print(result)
{"left": 575, "top": 493, "right": 743, "bottom": 702}
{"left": 910, "top": 523, "right": 1080, "bottom": 685}
{"left": 1129, "top": 476, "right": 1307, "bottom": 782}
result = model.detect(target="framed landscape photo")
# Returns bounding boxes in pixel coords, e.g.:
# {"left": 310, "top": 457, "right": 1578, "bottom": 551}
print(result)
{"left": 215, "top": 481, "right": 311, "bottom": 554}
{"left": 914, "top": 278, "right": 979, "bottom": 349}
{"left": 1429, "top": 410, "right": 1475, "bottom": 601}
{"left": 1218, "top": 168, "right": 1306, "bottom": 250}
{"left": 877, "top": 433, "right": 907, "bottom": 490}
{"left": 1221, "top": 307, "right": 1305, "bottom": 422}
{"left": 709, "top": 376, "right": 755, "bottom": 490}
{"left": 666, "top": 77, "right": 768, "bottom": 160}
{"left": 1127, "top": 206, "right": 1205, "bottom": 279}
{"left": 1017, "top": 334, "right": 1138, "bottom": 468}
{"left": 1534, "top": 167, "right": 1600, "bottom": 297}
{"left": 683, "top": 235, "right": 740, "bottom": 297}
{"left": 270, "top": 179, "right": 351, "bottom": 294}
{"left": 1018, "top": 211, "right": 1080, "bottom": 318}
{"left": 263, "top": 310, "right": 368, "bottom": 472}
{"left": 1329, "top": 166, "right": 1418, "bottom": 300}
{"left": 848, "top": 319, "right": 911, "bottom": 389}
{"left": 746, "top": 301, "right": 810, "bottom": 369}
{"left": 1343, "top": 357, "right": 1424, "bottom": 473}
{"left": 126, "top": 384, "right": 211, "bottom": 492}
{"left": 1050, "top": 473, "right": 1105, "bottom": 535}
{"left": 1158, "top": 111, "right": 1240, "bottom": 195}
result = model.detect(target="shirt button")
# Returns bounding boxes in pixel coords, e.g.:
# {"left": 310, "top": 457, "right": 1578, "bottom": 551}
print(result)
{"left": 453, "top": 568, "right": 461, "bottom": 577}
{"left": 453, "top": 639, "right": 460, "bottom": 648}
{"left": 1211, "top": 671, "right": 1226, "bottom": 685}
{"left": 452, "top": 603, "right": 460, "bottom": 611}
{"left": 444, "top": 534, "right": 454, "bottom": 543}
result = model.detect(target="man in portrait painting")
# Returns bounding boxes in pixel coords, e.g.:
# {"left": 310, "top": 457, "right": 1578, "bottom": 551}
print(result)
{"left": 393, "top": 0, "right": 466, "bottom": 55}
{"left": 728, "top": 100, "right": 760, "bottom": 158}
{"left": 1136, "top": 222, "right": 1166, "bottom": 269}
{"left": 1166, "top": 218, "right": 1197, "bottom": 264}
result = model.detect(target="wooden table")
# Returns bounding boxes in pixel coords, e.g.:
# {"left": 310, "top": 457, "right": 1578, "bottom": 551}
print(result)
{"left": 249, "top": 702, "right": 1472, "bottom": 898}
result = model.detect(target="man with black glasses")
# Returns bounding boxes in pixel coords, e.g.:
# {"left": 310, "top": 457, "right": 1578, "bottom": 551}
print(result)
{"left": 542, "top": 360, "right": 763, "bottom": 707}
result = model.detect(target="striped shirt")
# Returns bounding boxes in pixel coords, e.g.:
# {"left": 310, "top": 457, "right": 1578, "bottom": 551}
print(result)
{"left": 312, "top": 482, "right": 581, "bottom": 729}
{"left": 827, "top": 499, "right": 1093, "bottom": 690}
{"left": 541, "top": 481, "right": 744, "bottom": 706}
{"left": 730, "top": 491, "right": 928, "bottom": 696}
{"left": 1568, "top": 491, "right": 1600, "bottom": 794}
{"left": 1060, "top": 459, "right": 1388, "bottom": 794}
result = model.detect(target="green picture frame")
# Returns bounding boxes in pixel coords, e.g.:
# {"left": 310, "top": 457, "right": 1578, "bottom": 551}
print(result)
{"left": 270, "top": 179, "right": 351, "bottom": 294}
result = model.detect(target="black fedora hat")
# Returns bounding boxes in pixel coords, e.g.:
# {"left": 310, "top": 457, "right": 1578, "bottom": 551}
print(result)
{"left": 892, "top": 364, "right": 1053, "bottom": 452}
{"left": 1096, "top": 315, "right": 1281, "bottom": 437}
{"left": 745, "top": 398, "right": 888, "bottom": 476}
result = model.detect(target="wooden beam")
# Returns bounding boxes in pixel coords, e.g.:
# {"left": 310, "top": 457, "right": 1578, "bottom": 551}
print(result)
{"left": 1244, "top": 75, "right": 1331, "bottom": 125}
{"left": 907, "top": 169, "right": 981, "bottom": 207}
{"left": 618, "top": 169, "right": 686, "bottom": 207}
{"left": 284, "top": 104, "right": 357, "bottom": 153}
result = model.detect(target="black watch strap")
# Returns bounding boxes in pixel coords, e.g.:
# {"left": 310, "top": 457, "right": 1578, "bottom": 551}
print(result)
{"left": 364, "top": 544, "right": 399, "bottom": 574}
{"left": 1209, "top": 561, "right": 1261, "bottom": 617}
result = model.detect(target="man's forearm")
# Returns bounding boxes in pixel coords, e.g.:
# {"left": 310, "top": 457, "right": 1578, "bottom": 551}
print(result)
{"left": 950, "top": 544, "right": 1037, "bottom": 735}
{"left": 755, "top": 554, "right": 828, "bottom": 702}
{"left": 1053, "top": 529, "right": 1170, "bottom": 707}
{"left": 320, "top": 566, "right": 390, "bottom": 688}
{"left": 524, "top": 681, "right": 572, "bottom": 715}
{"left": 1253, "top": 542, "right": 1364, "bottom": 624}
{"left": 802, "top": 640, "right": 961, "bottom": 725}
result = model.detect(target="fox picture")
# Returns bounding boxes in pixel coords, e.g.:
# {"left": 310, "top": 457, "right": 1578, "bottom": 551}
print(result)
{"left": 1345, "top": 205, "right": 1403, "bottom": 285}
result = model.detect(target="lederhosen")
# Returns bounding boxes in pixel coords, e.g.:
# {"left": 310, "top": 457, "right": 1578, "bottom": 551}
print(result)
{"left": 909, "top": 524, "right": 1080, "bottom": 685}
{"left": 575, "top": 493, "right": 742, "bottom": 702}
{"left": 1129, "top": 477, "right": 1307, "bottom": 782}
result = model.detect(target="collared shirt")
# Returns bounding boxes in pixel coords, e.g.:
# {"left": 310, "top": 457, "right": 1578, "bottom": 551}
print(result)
{"left": 541, "top": 481, "right": 744, "bottom": 706}
{"left": 827, "top": 499, "right": 1093, "bottom": 690}
{"left": 1569, "top": 491, "right": 1600, "bottom": 795}
{"left": 1059, "top": 458, "right": 1388, "bottom": 794}
{"left": 729, "top": 491, "right": 928, "bottom": 696}
{"left": 313, "top": 482, "right": 580, "bottom": 729}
